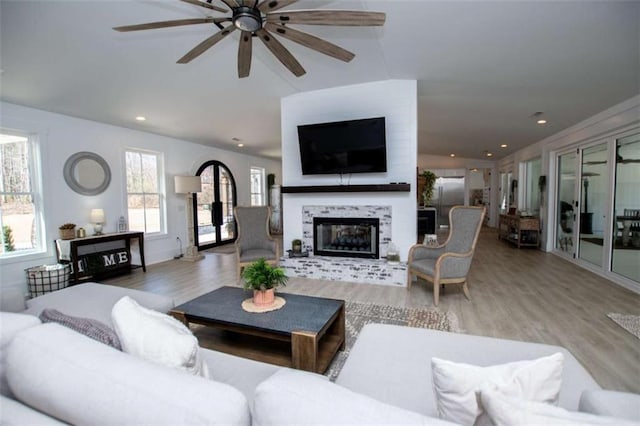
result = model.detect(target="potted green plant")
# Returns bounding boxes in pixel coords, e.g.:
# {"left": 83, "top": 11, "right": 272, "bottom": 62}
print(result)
{"left": 242, "top": 258, "right": 288, "bottom": 306}
{"left": 421, "top": 170, "right": 437, "bottom": 207}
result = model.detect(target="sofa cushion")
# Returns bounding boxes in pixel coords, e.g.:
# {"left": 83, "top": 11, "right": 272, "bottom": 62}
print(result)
{"left": 112, "top": 296, "right": 208, "bottom": 377}
{"left": 431, "top": 353, "right": 564, "bottom": 425}
{"left": 39, "top": 308, "right": 121, "bottom": 350}
{"left": 336, "top": 324, "right": 600, "bottom": 416}
{"left": 579, "top": 389, "right": 640, "bottom": 422}
{"left": 0, "top": 395, "right": 66, "bottom": 425}
{"left": 0, "top": 286, "right": 27, "bottom": 313}
{"left": 23, "top": 282, "right": 174, "bottom": 326}
{"left": 200, "top": 345, "right": 284, "bottom": 406}
{"left": 253, "top": 369, "right": 458, "bottom": 425}
{"left": 0, "top": 313, "right": 41, "bottom": 398}
{"left": 6, "top": 323, "right": 250, "bottom": 425}
{"left": 478, "top": 387, "right": 638, "bottom": 426}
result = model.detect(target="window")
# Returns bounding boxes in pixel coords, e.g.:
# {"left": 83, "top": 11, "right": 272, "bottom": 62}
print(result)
{"left": 522, "top": 158, "right": 541, "bottom": 214}
{"left": 125, "top": 149, "right": 165, "bottom": 234}
{"left": 0, "top": 131, "right": 44, "bottom": 258}
{"left": 250, "top": 167, "right": 265, "bottom": 206}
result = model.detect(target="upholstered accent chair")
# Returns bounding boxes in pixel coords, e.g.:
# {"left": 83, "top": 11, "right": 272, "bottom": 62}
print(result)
{"left": 406, "top": 206, "right": 485, "bottom": 306}
{"left": 234, "top": 206, "right": 280, "bottom": 281}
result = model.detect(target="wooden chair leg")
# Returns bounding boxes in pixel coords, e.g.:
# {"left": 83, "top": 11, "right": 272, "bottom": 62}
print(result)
{"left": 462, "top": 281, "right": 471, "bottom": 300}
{"left": 406, "top": 269, "right": 413, "bottom": 289}
{"left": 433, "top": 279, "right": 440, "bottom": 306}
{"left": 237, "top": 264, "right": 242, "bottom": 283}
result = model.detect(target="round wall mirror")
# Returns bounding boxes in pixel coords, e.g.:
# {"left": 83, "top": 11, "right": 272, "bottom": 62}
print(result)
{"left": 63, "top": 152, "right": 111, "bottom": 195}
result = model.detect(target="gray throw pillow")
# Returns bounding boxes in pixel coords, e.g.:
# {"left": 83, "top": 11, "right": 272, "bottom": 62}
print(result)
{"left": 39, "top": 309, "right": 121, "bottom": 350}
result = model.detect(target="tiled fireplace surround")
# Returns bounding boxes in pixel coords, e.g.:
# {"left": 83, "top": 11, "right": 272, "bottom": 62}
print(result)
{"left": 280, "top": 205, "right": 407, "bottom": 286}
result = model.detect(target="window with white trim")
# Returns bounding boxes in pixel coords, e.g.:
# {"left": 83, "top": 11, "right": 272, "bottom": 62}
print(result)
{"left": 250, "top": 167, "right": 266, "bottom": 206}
{"left": 125, "top": 149, "right": 165, "bottom": 234}
{"left": 0, "top": 131, "right": 44, "bottom": 258}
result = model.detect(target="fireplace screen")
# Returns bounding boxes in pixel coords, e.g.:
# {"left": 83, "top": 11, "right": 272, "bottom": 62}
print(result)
{"left": 313, "top": 217, "right": 379, "bottom": 259}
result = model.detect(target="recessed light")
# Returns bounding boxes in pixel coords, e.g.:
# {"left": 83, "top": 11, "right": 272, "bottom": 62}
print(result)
{"left": 135, "top": 116, "right": 146, "bottom": 121}
{"left": 450, "top": 153, "right": 456, "bottom": 157}
{"left": 237, "top": 143, "right": 244, "bottom": 147}
{"left": 486, "top": 152, "right": 493, "bottom": 157}
{"left": 500, "top": 144, "right": 508, "bottom": 148}
{"left": 537, "top": 119, "right": 547, "bottom": 125}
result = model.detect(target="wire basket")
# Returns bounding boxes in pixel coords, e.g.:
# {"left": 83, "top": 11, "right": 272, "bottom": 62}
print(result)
{"left": 25, "top": 264, "right": 71, "bottom": 298}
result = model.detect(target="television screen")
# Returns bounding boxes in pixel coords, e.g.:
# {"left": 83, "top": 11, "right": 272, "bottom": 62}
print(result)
{"left": 297, "top": 117, "right": 387, "bottom": 175}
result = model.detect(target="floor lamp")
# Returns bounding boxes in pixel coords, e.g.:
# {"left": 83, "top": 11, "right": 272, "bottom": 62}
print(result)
{"left": 175, "top": 175, "right": 204, "bottom": 262}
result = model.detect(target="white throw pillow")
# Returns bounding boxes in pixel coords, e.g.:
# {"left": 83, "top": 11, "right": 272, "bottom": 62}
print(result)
{"left": 431, "top": 352, "right": 564, "bottom": 426}
{"left": 478, "top": 386, "right": 639, "bottom": 426}
{"left": 111, "top": 296, "right": 209, "bottom": 378}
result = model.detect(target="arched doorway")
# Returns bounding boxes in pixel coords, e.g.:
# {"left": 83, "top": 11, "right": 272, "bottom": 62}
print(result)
{"left": 193, "top": 161, "right": 237, "bottom": 250}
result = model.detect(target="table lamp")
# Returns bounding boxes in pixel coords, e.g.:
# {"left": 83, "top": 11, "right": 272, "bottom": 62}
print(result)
{"left": 90, "top": 208, "right": 105, "bottom": 235}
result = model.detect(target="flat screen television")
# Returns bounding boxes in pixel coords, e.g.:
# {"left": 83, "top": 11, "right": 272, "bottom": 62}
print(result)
{"left": 297, "top": 117, "right": 387, "bottom": 175}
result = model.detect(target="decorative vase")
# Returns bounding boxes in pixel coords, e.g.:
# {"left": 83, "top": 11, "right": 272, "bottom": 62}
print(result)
{"left": 253, "top": 288, "right": 275, "bottom": 306}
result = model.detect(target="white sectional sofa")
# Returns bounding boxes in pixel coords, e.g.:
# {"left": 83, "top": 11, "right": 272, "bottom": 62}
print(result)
{"left": 1, "top": 283, "right": 638, "bottom": 425}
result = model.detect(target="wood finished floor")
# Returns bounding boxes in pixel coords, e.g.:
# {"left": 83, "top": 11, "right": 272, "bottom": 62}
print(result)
{"left": 104, "top": 228, "right": 640, "bottom": 393}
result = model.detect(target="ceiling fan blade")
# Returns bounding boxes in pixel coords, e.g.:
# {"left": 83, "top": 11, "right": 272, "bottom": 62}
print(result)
{"left": 238, "top": 31, "right": 253, "bottom": 78}
{"left": 266, "top": 10, "right": 386, "bottom": 26}
{"left": 256, "top": 28, "right": 305, "bottom": 77}
{"left": 264, "top": 23, "right": 354, "bottom": 62}
{"left": 177, "top": 26, "right": 236, "bottom": 63}
{"left": 258, "top": 0, "right": 298, "bottom": 13}
{"left": 180, "top": 0, "right": 227, "bottom": 13}
{"left": 219, "top": 0, "right": 242, "bottom": 7}
{"left": 114, "top": 18, "right": 221, "bottom": 32}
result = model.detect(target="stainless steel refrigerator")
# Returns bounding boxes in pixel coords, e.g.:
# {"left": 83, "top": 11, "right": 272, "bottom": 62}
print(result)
{"left": 433, "top": 176, "right": 465, "bottom": 228}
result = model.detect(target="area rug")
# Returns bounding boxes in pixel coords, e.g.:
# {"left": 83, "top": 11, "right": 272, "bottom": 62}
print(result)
{"left": 324, "top": 301, "right": 460, "bottom": 381}
{"left": 607, "top": 313, "right": 640, "bottom": 340}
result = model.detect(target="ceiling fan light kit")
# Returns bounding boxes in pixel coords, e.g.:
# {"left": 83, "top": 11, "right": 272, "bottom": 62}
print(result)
{"left": 113, "top": 0, "right": 386, "bottom": 78}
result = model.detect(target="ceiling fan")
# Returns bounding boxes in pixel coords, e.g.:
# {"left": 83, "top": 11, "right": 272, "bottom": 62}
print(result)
{"left": 113, "top": 0, "right": 386, "bottom": 78}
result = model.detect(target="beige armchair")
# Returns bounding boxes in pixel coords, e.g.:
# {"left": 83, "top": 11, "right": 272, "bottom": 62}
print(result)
{"left": 407, "top": 206, "right": 485, "bottom": 306}
{"left": 234, "top": 206, "right": 280, "bottom": 281}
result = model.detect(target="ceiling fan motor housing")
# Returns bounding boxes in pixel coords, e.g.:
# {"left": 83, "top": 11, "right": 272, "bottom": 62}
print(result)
{"left": 233, "top": 6, "right": 263, "bottom": 32}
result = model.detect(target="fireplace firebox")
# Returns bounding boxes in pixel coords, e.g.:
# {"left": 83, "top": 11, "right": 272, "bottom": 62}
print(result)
{"left": 313, "top": 217, "right": 379, "bottom": 259}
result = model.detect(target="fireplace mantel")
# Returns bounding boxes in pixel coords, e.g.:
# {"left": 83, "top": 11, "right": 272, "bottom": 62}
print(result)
{"left": 281, "top": 183, "right": 410, "bottom": 194}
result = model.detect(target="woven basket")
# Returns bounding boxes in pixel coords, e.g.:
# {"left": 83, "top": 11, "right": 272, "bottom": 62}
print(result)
{"left": 59, "top": 228, "right": 76, "bottom": 240}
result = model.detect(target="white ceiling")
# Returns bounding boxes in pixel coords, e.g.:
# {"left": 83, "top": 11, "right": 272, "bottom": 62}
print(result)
{"left": 1, "top": 1, "right": 638, "bottom": 161}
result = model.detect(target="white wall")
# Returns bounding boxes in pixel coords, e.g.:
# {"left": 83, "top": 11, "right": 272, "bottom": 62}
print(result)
{"left": 0, "top": 102, "right": 280, "bottom": 291}
{"left": 281, "top": 80, "right": 418, "bottom": 260}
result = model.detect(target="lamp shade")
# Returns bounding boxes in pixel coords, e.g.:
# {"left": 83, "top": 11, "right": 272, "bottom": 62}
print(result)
{"left": 90, "top": 208, "right": 105, "bottom": 223}
{"left": 174, "top": 176, "right": 202, "bottom": 194}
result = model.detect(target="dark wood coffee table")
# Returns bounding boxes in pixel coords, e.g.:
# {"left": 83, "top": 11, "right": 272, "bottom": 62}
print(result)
{"left": 169, "top": 286, "right": 345, "bottom": 373}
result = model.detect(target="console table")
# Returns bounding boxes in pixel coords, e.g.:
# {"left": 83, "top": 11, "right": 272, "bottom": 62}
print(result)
{"left": 55, "top": 231, "right": 146, "bottom": 283}
{"left": 498, "top": 214, "right": 540, "bottom": 248}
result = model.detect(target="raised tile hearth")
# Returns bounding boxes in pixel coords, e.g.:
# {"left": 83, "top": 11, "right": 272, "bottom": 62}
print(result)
{"left": 280, "top": 256, "right": 407, "bottom": 287}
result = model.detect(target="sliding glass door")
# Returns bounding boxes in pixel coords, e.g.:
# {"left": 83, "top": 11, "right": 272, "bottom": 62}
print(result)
{"left": 611, "top": 133, "right": 640, "bottom": 282}
{"left": 556, "top": 151, "right": 577, "bottom": 256}
{"left": 554, "top": 132, "right": 640, "bottom": 286}
{"left": 578, "top": 143, "right": 608, "bottom": 267}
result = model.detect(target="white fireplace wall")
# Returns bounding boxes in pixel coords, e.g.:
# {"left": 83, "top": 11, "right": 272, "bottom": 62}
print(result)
{"left": 281, "top": 80, "right": 418, "bottom": 260}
